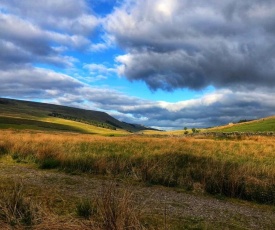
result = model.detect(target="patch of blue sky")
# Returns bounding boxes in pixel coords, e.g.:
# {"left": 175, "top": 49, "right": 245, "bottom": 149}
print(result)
{"left": 104, "top": 76, "right": 215, "bottom": 102}
{"left": 89, "top": 0, "right": 121, "bottom": 16}
{"left": 33, "top": 63, "right": 64, "bottom": 73}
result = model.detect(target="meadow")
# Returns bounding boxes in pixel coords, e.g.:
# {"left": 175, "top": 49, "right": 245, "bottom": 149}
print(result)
{"left": 209, "top": 116, "right": 275, "bottom": 132}
{"left": 1, "top": 130, "right": 274, "bottom": 205}
{"left": 0, "top": 115, "right": 129, "bottom": 136}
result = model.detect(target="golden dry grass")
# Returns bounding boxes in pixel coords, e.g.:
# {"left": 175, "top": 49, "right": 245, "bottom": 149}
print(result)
{"left": 0, "top": 130, "right": 275, "bottom": 205}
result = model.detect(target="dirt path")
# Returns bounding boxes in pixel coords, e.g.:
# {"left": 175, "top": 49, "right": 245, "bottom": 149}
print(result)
{"left": 0, "top": 159, "right": 274, "bottom": 229}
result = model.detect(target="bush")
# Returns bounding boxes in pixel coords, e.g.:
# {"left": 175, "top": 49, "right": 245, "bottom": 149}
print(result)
{"left": 38, "top": 157, "right": 61, "bottom": 169}
{"left": 76, "top": 199, "right": 96, "bottom": 219}
{"left": 0, "top": 141, "right": 8, "bottom": 155}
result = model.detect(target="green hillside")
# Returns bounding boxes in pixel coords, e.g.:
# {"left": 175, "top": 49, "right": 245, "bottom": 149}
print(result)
{"left": 209, "top": 117, "right": 275, "bottom": 132}
{"left": 0, "top": 98, "right": 153, "bottom": 135}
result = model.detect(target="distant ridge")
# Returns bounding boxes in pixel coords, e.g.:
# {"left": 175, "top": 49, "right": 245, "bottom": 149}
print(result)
{"left": 0, "top": 98, "right": 156, "bottom": 132}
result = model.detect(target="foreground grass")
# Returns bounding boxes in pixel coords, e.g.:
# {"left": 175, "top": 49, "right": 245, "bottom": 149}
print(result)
{"left": 1, "top": 155, "right": 274, "bottom": 229}
{"left": 0, "top": 175, "right": 144, "bottom": 230}
{"left": 1, "top": 130, "right": 275, "bottom": 206}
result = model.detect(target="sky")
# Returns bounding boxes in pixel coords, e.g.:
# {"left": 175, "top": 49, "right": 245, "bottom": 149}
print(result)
{"left": 1, "top": 0, "right": 275, "bottom": 130}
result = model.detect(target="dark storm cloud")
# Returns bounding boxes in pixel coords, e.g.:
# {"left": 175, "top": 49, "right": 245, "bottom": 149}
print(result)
{"left": 107, "top": 0, "right": 275, "bottom": 91}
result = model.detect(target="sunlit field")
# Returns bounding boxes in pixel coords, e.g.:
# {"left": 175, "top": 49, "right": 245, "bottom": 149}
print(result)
{"left": 209, "top": 116, "right": 275, "bottom": 132}
{"left": 1, "top": 130, "right": 274, "bottom": 205}
{"left": 0, "top": 115, "right": 129, "bottom": 136}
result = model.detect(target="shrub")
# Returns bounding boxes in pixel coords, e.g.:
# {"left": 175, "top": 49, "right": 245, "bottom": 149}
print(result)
{"left": 0, "top": 141, "right": 8, "bottom": 155}
{"left": 38, "top": 157, "right": 61, "bottom": 169}
{"left": 76, "top": 199, "right": 96, "bottom": 219}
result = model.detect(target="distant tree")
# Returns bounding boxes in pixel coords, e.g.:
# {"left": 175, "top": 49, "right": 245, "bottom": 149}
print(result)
{"left": 184, "top": 127, "right": 187, "bottom": 131}
{"left": 191, "top": 128, "right": 201, "bottom": 133}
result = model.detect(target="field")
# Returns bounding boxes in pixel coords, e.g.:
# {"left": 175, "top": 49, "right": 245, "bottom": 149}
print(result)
{"left": 209, "top": 116, "right": 275, "bottom": 132}
{"left": 0, "top": 115, "right": 129, "bottom": 136}
{"left": 144, "top": 116, "right": 275, "bottom": 136}
{"left": 0, "top": 98, "right": 154, "bottom": 133}
{"left": 1, "top": 98, "right": 275, "bottom": 229}
{"left": 0, "top": 129, "right": 275, "bottom": 229}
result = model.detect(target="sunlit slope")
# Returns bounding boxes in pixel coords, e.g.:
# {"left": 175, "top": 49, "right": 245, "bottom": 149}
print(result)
{"left": 0, "top": 98, "right": 132, "bottom": 135}
{"left": 142, "top": 117, "right": 275, "bottom": 135}
{"left": 209, "top": 116, "right": 275, "bottom": 132}
{"left": 41, "top": 117, "right": 128, "bottom": 135}
{"left": 0, "top": 115, "right": 129, "bottom": 135}
{"left": 141, "top": 129, "right": 195, "bottom": 136}
{"left": 0, "top": 98, "right": 152, "bottom": 132}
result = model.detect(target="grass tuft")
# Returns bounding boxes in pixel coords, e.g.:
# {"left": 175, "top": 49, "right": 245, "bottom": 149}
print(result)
{"left": 0, "top": 181, "right": 41, "bottom": 227}
{"left": 75, "top": 183, "right": 145, "bottom": 229}
{"left": 38, "top": 157, "right": 61, "bottom": 169}
{"left": 76, "top": 199, "right": 96, "bottom": 219}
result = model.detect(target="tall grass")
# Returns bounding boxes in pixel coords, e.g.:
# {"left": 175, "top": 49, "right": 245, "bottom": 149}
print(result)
{"left": 1, "top": 130, "right": 275, "bottom": 204}
{"left": 97, "top": 183, "right": 144, "bottom": 229}
{"left": 0, "top": 181, "right": 41, "bottom": 227}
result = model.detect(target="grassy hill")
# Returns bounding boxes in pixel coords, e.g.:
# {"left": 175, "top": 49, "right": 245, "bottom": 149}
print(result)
{"left": 153, "top": 116, "right": 275, "bottom": 136}
{"left": 208, "top": 116, "right": 275, "bottom": 132}
{"left": 0, "top": 98, "right": 154, "bottom": 135}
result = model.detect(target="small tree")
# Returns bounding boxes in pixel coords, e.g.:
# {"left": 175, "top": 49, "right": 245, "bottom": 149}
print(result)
{"left": 183, "top": 127, "right": 188, "bottom": 134}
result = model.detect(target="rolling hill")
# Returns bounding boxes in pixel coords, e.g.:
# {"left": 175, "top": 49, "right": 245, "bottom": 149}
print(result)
{"left": 208, "top": 116, "right": 275, "bottom": 132}
{"left": 0, "top": 98, "right": 155, "bottom": 134}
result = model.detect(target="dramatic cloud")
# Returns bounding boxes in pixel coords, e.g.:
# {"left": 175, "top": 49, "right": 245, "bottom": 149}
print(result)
{"left": 0, "top": 0, "right": 98, "bottom": 35}
{"left": 110, "top": 89, "right": 275, "bottom": 129}
{"left": 0, "top": 65, "right": 148, "bottom": 116}
{"left": 0, "top": 67, "right": 83, "bottom": 99}
{"left": 1, "top": 65, "right": 275, "bottom": 129}
{"left": 107, "top": 0, "right": 275, "bottom": 91}
{"left": 1, "top": 0, "right": 275, "bottom": 129}
{"left": 0, "top": 0, "right": 98, "bottom": 69}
